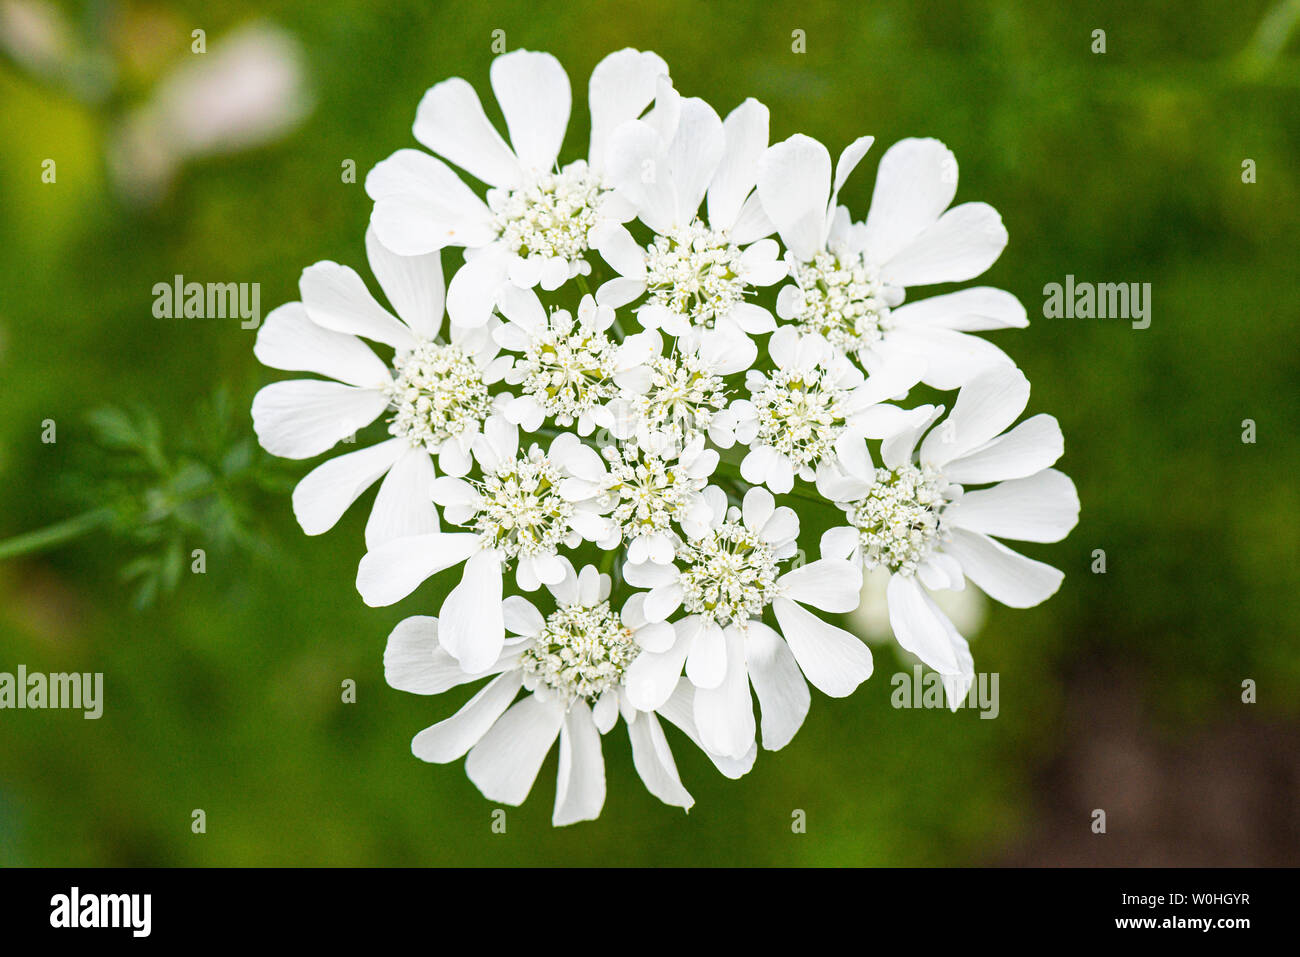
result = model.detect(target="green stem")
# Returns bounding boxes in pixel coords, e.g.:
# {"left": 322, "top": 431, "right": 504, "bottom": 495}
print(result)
{"left": 0, "top": 508, "right": 115, "bottom": 561}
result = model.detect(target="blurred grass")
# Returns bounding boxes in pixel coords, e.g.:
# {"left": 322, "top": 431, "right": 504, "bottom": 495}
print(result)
{"left": 0, "top": 0, "right": 1297, "bottom": 865}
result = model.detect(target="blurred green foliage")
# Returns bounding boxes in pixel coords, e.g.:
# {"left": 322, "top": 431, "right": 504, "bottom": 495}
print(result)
{"left": 0, "top": 0, "right": 1297, "bottom": 865}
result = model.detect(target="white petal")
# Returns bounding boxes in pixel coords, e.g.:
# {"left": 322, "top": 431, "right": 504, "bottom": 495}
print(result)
{"left": 643, "top": 583, "right": 684, "bottom": 622}
{"left": 665, "top": 97, "right": 725, "bottom": 227}
{"left": 593, "top": 691, "right": 619, "bottom": 733}
{"left": 366, "top": 148, "right": 496, "bottom": 254}
{"left": 946, "top": 469, "right": 1079, "bottom": 543}
{"left": 446, "top": 248, "right": 510, "bottom": 328}
{"left": 625, "top": 637, "right": 691, "bottom": 712}
{"left": 290, "top": 438, "right": 402, "bottom": 536}
{"left": 412, "top": 77, "right": 521, "bottom": 188}
{"left": 882, "top": 202, "right": 1008, "bottom": 288}
{"left": 465, "top": 695, "right": 565, "bottom": 805}
{"left": 886, "top": 573, "right": 963, "bottom": 673}
{"left": 588, "top": 48, "right": 668, "bottom": 171}
{"left": 364, "top": 226, "right": 445, "bottom": 338}
{"left": 772, "top": 597, "right": 874, "bottom": 697}
{"left": 299, "top": 261, "right": 415, "bottom": 349}
{"left": 411, "top": 671, "right": 522, "bottom": 763}
{"left": 778, "top": 559, "right": 863, "bottom": 612}
{"left": 888, "top": 326, "right": 1013, "bottom": 391}
{"left": 880, "top": 404, "right": 944, "bottom": 470}
{"left": 591, "top": 221, "right": 647, "bottom": 279}
{"left": 364, "top": 446, "right": 440, "bottom": 547}
{"left": 708, "top": 97, "right": 768, "bottom": 232}
{"left": 254, "top": 302, "right": 389, "bottom": 388}
{"left": 503, "top": 595, "right": 545, "bottom": 637}
{"left": 692, "top": 627, "right": 755, "bottom": 759}
{"left": 943, "top": 528, "right": 1065, "bottom": 608}
{"left": 627, "top": 711, "right": 694, "bottom": 810}
{"left": 828, "top": 135, "right": 875, "bottom": 229}
{"left": 920, "top": 365, "right": 1030, "bottom": 467}
{"left": 553, "top": 700, "right": 606, "bottom": 826}
{"left": 491, "top": 50, "right": 571, "bottom": 175}
{"left": 251, "top": 380, "right": 387, "bottom": 459}
{"left": 438, "top": 549, "right": 506, "bottom": 672}
{"left": 729, "top": 189, "right": 776, "bottom": 245}
{"left": 684, "top": 618, "right": 727, "bottom": 689}
{"left": 942, "top": 414, "right": 1064, "bottom": 485}
{"left": 623, "top": 560, "right": 677, "bottom": 588}
{"left": 384, "top": 616, "right": 491, "bottom": 694}
{"left": 820, "top": 526, "right": 859, "bottom": 562}
{"left": 741, "top": 485, "right": 775, "bottom": 532}
{"left": 657, "top": 680, "right": 757, "bottom": 779}
{"left": 861, "top": 138, "right": 957, "bottom": 266}
{"left": 891, "top": 286, "right": 1027, "bottom": 332}
{"left": 633, "top": 620, "right": 676, "bottom": 653}
{"left": 355, "top": 532, "right": 478, "bottom": 607}
{"left": 757, "top": 134, "right": 830, "bottom": 261}
{"left": 745, "top": 621, "right": 810, "bottom": 751}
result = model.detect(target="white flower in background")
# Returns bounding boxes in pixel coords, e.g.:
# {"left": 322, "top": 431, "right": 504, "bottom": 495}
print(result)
{"left": 818, "top": 366, "right": 1079, "bottom": 706}
{"left": 759, "top": 136, "right": 1022, "bottom": 388}
{"left": 493, "top": 288, "right": 656, "bottom": 435}
{"left": 729, "top": 326, "right": 923, "bottom": 494}
{"left": 594, "top": 432, "right": 718, "bottom": 565}
{"left": 365, "top": 48, "right": 669, "bottom": 326}
{"left": 252, "top": 228, "right": 509, "bottom": 546}
{"left": 355, "top": 419, "right": 612, "bottom": 671}
{"left": 593, "top": 93, "right": 786, "bottom": 349}
{"left": 383, "top": 561, "right": 754, "bottom": 825}
{"left": 110, "top": 22, "right": 313, "bottom": 204}
{"left": 622, "top": 487, "right": 870, "bottom": 759}
{"left": 604, "top": 327, "right": 753, "bottom": 449}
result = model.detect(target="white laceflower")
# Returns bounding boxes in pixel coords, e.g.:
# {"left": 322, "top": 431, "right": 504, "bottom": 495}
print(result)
{"left": 592, "top": 432, "right": 718, "bottom": 565}
{"left": 493, "top": 288, "right": 657, "bottom": 436}
{"left": 621, "top": 486, "right": 871, "bottom": 759}
{"left": 251, "top": 228, "right": 510, "bottom": 546}
{"left": 383, "top": 561, "right": 755, "bottom": 825}
{"left": 365, "top": 48, "right": 669, "bottom": 327}
{"left": 817, "top": 366, "right": 1079, "bottom": 706}
{"left": 603, "top": 326, "right": 753, "bottom": 449}
{"left": 593, "top": 91, "right": 786, "bottom": 350}
{"left": 253, "top": 46, "right": 1081, "bottom": 820}
{"left": 355, "top": 418, "right": 613, "bottom": 672}
{"left": 758, "top": 135, "right": 1024, "bottom": 388}
{"left": 729, "top": 326, "right": 923, "bottom": 494}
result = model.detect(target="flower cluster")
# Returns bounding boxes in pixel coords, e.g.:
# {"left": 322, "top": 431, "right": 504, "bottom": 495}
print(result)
{"left": 252, "top": 48, "right": 1079, "bottom": 825}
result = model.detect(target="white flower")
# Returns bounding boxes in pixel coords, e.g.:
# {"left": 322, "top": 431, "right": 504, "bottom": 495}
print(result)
{"left": 252, "top": 228, "right": 509, "bottom": 546}
{"left": 729, "top": 326, "right": 923, "bottom": 493}
{"left": 354, "top": 418, "right": 612, "bottom": 671}
{"left": 621, "top": 486, "right": 870, "bottom": 759}
{"left": 758, "top": 135, "right": 1023, "bottom": 388}
{"left": 595, "top": 432, "right": 719, "bottom": 564}
{"left": 365, "top": 48, "right": 669, "bottom": 326}
{"left": 593, "top": 92, "right": 786, "bottom": 350}
{"left": 382, "top": 560, "right": 755, "bottom": 825}
{"left": 818, "top": 366, "right": 1079, "bottom": 706}
{"left": 604, "top": 326, "right": 753, "bottom": 449}
{"left": 493, "top": 289, "right": 656, "bottom": 435}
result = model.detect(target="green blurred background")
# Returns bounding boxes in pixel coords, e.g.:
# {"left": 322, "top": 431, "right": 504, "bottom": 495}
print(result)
{"left": 1, "top": 0, "right": 1298, "bottom": 866}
